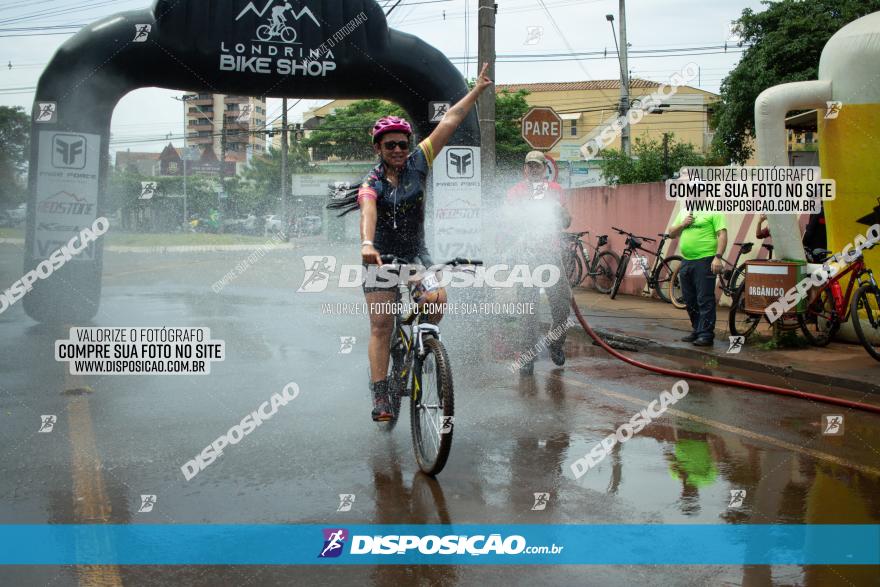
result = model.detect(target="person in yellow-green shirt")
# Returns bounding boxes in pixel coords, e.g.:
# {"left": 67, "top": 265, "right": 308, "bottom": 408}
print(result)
{"left": 669, "top": 210, "right": 727, "bottom": 346}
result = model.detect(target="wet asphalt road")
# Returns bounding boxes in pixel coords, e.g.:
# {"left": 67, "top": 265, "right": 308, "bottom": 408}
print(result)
{"left": 1, "top": 241, "right": 879, "bottom": 586}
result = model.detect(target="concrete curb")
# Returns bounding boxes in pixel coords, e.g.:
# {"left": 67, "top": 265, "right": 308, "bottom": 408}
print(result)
{"left": 0, "top": 239, "right": 298, "bottom": 254}
{"left": 105, "top": 243, "right": 298, "bottom": 253}
{"left": 566, "top": 324, "right": 879, "bottom": 395}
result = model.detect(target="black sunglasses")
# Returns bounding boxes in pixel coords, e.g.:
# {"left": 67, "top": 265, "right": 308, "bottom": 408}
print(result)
{"left": 382, "top": 140, "right": 410, "bottom": 151}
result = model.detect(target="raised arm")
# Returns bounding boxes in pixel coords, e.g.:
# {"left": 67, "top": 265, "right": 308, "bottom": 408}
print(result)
{"left": 427, "top": 62, "right": 493, "bottom": 154}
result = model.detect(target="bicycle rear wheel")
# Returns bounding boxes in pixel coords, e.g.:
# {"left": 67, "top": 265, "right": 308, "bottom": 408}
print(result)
{"left": 378, "top": 324, "right": 407, "bottom": 431}
{"left": 729, "top": 265, "right": 747, "bottom": 294}
{"left": 851, "top": 283, "right": 880, "bottom": 361}
{"left": 609, "top": 251, "right": 630, "bottom": 300}
{"left": 592, "top": 250, "right": 620, "bottom": 294}
{"left": 410, "top": 337, "right": 454, "bottom": 475}
{"left": 798, "top": 288, "right": 840, "bottom": 346}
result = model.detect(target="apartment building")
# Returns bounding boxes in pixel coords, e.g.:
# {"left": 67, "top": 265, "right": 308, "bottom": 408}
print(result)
{"left": 184, "top": 93, "right": 267, "bottom": 163}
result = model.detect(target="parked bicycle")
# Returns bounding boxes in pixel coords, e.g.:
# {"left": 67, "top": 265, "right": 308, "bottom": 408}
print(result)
{"left": 798, "top": 245, "right": 880, "bottom": 360}
{"left": 608, "top": 227, "right": 683, "bottom": 303}
{"left": 377, "top": 255, "right": 482, "bottom": 475}
{"left": 670, "top": 243, "right": 774, "bottom": 309}
{"left": 561, "top": 231, "right": 620, "bottom": 292}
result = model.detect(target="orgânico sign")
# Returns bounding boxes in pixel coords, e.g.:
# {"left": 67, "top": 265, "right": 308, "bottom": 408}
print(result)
{"left": 521, "top": 107, "right": 563, "bottom": 150}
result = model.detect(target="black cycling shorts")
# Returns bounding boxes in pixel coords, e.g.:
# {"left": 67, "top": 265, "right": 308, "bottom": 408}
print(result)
{"left": 362, "top": 252, "right": 433, "bottom": 294}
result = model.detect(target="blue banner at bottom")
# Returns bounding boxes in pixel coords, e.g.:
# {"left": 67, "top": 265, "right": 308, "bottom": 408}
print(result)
{"left": 0, "top": 525, "right": 877, "bottom": 565}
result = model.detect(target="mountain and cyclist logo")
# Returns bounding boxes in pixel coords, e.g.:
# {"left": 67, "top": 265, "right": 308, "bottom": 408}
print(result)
{"left": 236, "top": 0, "right": 321, "bottom": 44}
{"left": 318, "top": 528, "right": 348, "bottom": 558}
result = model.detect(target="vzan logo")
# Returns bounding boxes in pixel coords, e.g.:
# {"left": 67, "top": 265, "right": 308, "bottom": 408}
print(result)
{"left": 446, "top": 148, "right": 474, "bottom": 179}
{"left": 52, "top": 135, "right": 86, "bottom": 169}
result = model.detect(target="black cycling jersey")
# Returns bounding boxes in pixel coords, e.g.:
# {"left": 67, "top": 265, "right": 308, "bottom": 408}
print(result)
{"left": 357, "top": 139, "right": 436, "bottom": 259}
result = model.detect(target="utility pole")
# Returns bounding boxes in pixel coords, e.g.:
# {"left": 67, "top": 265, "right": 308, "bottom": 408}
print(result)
{"left": 477, "top": 0, "right": 496, "bottom": 191}
{"left": 618, "top": 0, "right": 630, "bottom": 157}
{"left": 182, "top": 132, "right": 188, "bottom": 224}
{"left": 174, "top": 94, "right": 193, "bottom": 224}
{"left": 662, "top": 133, "right": 670, "bottom": 178}
{"left": 281, "top": 97, "right": 289, "bottom": 223}
{"left": 220, "top": 97, "right": 228, "bottom": 212}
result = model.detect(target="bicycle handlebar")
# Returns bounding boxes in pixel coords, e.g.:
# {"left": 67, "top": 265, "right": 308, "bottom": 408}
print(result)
{"left": 377, "top": 255, "right": 483, "bottom": 267}
{"left": 612, "top": 227, "right": 655, "bottom": 243}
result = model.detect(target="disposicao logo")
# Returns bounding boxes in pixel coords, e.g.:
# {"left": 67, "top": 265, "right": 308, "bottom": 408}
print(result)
{"left": 319, "top": 528, "right": 348, "bottom": 558}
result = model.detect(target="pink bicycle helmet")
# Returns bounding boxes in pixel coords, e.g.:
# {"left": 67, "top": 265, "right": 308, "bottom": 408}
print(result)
{"left": 372, "top": 116, "right": 412, "bottom": 143}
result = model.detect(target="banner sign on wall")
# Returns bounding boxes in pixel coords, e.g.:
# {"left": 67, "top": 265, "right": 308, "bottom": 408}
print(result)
{"left": 34, "top": 131, "right": 101, "bottom": 261}
{"left": 432, "top": 146, "right": 482, "bottom": 260}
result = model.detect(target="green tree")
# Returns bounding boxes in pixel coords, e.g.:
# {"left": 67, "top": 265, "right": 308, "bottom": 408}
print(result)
{"left": 599, "top": 136, "right": 706, "bottom": 185}
{"left": 301, "top": 99, "right": 406, "bottom": 160}
{"left": 0, "top": 106, "right": 30, "bottom": 207}
{"left": 494, "top": 89, "right": 533, "bottom": 171}
{"left": 303, "top": 91, "right": 533, "bottom": 168}
{"left": 106, "top": 168, "right": 223, "bottom": 222}
{"left": 238, "top": 141, "right": 311, "bottom": 214}
{"left": 712, "top": 0, "right": 880, "bottom": 163}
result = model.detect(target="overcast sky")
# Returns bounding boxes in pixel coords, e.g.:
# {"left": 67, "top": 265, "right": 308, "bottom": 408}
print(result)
{"left": 0, "top": 0, "right": 764, "bottom": 156}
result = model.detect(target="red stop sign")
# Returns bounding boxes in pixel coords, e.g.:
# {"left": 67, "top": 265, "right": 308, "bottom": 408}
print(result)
{"left": 521, "top": 107, "right": 563, "bottom": 150}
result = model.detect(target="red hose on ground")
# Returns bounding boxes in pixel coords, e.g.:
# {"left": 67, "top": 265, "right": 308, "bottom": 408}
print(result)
{"left": 570, "top": 298, "right": 880, "bottom": 415}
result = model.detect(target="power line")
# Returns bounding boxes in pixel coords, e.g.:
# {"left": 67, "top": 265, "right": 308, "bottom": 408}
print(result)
{"left": 385, "top": 0, "right": 404, "bottom": 16}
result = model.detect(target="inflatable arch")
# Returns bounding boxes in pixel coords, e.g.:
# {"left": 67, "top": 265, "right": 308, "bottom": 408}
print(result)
{"left": 24, "top": 0, "right": 479, "bottom": 323}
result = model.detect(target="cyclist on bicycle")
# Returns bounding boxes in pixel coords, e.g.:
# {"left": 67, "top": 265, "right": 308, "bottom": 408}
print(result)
{"left": 505, "top": 150, "right": 572, "bottom": 372}
{"left": 331, "top": 63, "right": 493, "bottom": 421}
{"left": 270, "top": 3, "right": 291, "bottom": 30}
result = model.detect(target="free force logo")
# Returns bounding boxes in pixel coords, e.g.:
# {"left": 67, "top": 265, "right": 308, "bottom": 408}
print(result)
{"left": 446, "top": 148, "right": 474, "bottom": 179}
{"left": 53, "top": 135, "right": 87, "bottom": 169}
{"left": 319, "top": 528, "right": 348, "bottom": 558}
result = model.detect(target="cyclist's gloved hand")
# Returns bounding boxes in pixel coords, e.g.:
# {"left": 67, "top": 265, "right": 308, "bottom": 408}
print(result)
{"left": 362, "top": 244, "right": 382, "bottom": 265}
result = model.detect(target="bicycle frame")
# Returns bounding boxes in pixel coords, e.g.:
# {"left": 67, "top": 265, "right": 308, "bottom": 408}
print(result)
{"left": 718, "top": 243, "right": 753, "bottom": 296}
{"left": 620, "top": 233, "right": 667, "bottom": 286}
{"left": 388, "top": 280, "right": 440, "bottom": 399}
{"left": 808, "top": 255, "right": 869, "bottom": 322}
{"left": 585, "top": 234, "right": 610, "bottom": 274}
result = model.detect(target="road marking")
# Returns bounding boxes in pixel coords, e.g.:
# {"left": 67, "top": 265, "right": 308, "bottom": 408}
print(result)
{"left": 548, "top": 370, "right": 880, "bottom": 478}
{"left": 64, "top": 366, "right": 123, "bottom": 586}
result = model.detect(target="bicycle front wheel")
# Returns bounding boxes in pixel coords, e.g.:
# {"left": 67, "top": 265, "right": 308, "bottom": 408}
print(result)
{"left": 728, "top": 286, "right": 761, "bottom": 339}
{"left": 280, "top": 26, "right": 297, "bottom": 43}
{"left": 411, "top": 337, "right": 454, "bottom": 475}
{"left": 668, "top": 264, "right": 687, "bottom": 309}
{"left": 609, "top": 251, "right": 630, "bottom": 300}
{"left": 592, "top": 250, "right": 620, "bottom": 294}
{"left": 851, "top": 283, "right": 880, "bottom": 361}
{"left": 565, "top": 248, "right": 584, "bottom": 287}
{"left": 654, "top": 255, "right": 682, "bottom": 303}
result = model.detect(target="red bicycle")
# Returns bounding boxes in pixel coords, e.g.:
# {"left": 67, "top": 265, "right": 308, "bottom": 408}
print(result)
{"left": 799, "top": 246, "right": 880, "bottom": 360}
